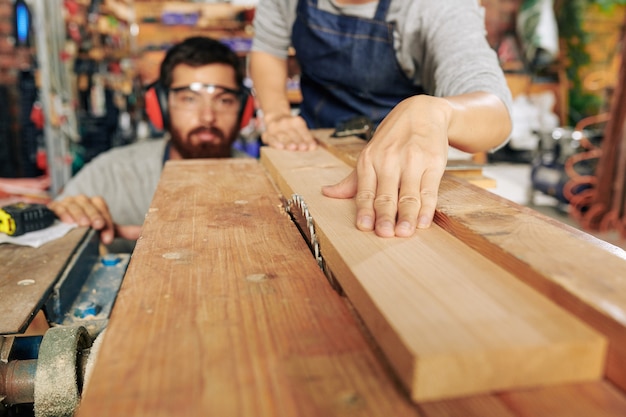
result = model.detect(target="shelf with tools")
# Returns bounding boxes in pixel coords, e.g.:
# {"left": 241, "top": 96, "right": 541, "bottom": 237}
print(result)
{"left": 130, "top": 1, "right": 255, "bottom": 51}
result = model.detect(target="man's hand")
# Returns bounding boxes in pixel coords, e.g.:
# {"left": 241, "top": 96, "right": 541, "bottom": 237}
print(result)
{"left": 48, "top": 195, "right": 140, "bottom": 244}
{"left": 322, "top": 95, "right": 450, "bottom": 238}
{"left": 261, "top": 114, "right": 317, "bottom": 151}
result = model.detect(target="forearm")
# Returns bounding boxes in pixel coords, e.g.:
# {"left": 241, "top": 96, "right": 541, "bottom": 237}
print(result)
{"left": 249, "top": 51, "right": 292, "bottom": 124}
{"left": 443, "top": 91, "right": 512, "bottom": 153}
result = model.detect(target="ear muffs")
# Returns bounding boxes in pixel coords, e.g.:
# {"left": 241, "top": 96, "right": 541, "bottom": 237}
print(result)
{"left": 145, "top": 81, "right": 169, "bottom": 131}
{"left": 238, "top": 87, "right": 255, "bottom": 129}
{"left": 145, "top": 82, "right": 254, "bottom": 132}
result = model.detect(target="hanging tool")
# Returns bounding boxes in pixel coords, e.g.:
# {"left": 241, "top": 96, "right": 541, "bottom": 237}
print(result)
{"left": 0, "top": 202, "right": 56, "bottom": 237}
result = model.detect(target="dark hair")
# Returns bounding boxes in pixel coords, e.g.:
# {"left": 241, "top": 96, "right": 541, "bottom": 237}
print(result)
{"left": 159, "top": 36, "right": 244, "bottom": 89}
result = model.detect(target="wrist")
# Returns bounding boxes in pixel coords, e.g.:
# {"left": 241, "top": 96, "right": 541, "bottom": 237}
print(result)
{"left": 263, "top": 112, "right": 292, "bottom": 127}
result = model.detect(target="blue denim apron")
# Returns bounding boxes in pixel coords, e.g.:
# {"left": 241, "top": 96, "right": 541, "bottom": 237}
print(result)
{"left": 291, "top": 0, "right": 424, "bottom": 129}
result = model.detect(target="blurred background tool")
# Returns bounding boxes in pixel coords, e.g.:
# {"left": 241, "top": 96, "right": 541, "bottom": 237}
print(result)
{"left": 0, "top": 203, "right": 56, "bottom": 237}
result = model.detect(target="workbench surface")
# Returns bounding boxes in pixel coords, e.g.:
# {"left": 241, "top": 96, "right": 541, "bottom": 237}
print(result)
{"left": 0, "top": 227, "right": 91, "bottom": 335}
{"left": 75, "top": 141, "right": 626, "bottom": 416}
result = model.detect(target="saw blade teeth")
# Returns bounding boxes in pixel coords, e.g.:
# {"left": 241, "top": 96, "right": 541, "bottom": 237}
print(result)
{"left": 291, "top": 194, "right": 299, "bottom": 208}
{"left": 281, "top": 195, "right": 291, "bottom": 214}
{"left": 285, "top": 193, "right": 324, "bottom": 276}
{"left": 310, "top": 233, "right": 320, "bottom": 261}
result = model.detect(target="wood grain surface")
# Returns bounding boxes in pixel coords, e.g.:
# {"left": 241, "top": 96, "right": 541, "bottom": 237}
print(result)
{"left": 0, "top": 227, "right": 90, "bottom": 334}
{"left": 76, "top": 159, "right": 422, "bottom": 417}
{"left": 260, "top": 147, "right": 606, "bottom": 402}
{"left": 74, "top": 156, "right": 626, "bottom": 416}
{"left": 316, "top": 129, "right": 626, "bottom": 392}
{"left": 435, "top": 175, "right": 626, "bottom": 392}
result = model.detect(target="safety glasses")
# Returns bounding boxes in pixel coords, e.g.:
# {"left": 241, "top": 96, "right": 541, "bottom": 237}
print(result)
{"left": 168, "top": 83, "right": 243, "bottom": 114}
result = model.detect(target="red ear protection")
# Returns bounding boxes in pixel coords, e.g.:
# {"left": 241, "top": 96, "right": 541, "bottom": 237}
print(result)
{"left": 144, "top": 82, "right": 254, "bottom": 132}
{"left": 144, "top": 81, "right": 169, "bottom": 131}
{"left": 239, "top": 88, "right": 255, "bottom": 128}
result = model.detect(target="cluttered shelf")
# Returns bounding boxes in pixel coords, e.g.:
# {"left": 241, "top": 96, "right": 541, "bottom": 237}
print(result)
{"left": 128, "top": 1, "right": 255, "bottom": 51}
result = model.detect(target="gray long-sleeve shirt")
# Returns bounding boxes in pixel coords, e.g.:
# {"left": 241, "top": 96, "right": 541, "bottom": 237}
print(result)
{"left": 252, "top": 0, "right": 512, "bottom": 120}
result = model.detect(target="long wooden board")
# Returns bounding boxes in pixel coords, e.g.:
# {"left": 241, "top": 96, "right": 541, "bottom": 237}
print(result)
{"left": 0, "top": 227, "right": 90, "bottom": 334}
{"left": 436, "top": 176, "right": 626, "bottom": 391}
{"left": 316, "top": 130, "right": 626, "bottom": 393}
{"left": 260, "top": 147, "right": 606, "bottom": 402}
{"left": 76, "top": 160, "right": 423, "bottom": 417}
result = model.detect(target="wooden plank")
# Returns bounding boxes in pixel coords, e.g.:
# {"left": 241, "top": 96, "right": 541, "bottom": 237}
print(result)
{"left": 314, "top": 128, "right": 626, "bottom": 391}
{"left": 434, "top": 176, "right": 626, "bottom": 392}
{"left": 498, "top": 381, "right": 626, "bottom": 417}
{"left": 76, "top": 159, "right": 423, "bottom": 417}
{"left": 0, "top": 227, "right": 90, "bottom": 334}
{"left": 419, "top": 381, "right": 626, "bottom": 417}
{"left": 420, "top": 394, "right": 519, "bottom": 417}
{"left": 260, "top": 147, "right": 606, "bottom": 402}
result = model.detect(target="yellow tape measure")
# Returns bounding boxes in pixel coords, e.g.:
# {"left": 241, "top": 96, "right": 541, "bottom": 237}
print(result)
{"left": 0, "top": 202, "right": 56, "bottom": 236}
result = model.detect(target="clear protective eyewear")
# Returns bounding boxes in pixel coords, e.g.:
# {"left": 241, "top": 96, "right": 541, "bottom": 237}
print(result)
{"left": 168, "top": 83, "right": 243, "bottom": 114}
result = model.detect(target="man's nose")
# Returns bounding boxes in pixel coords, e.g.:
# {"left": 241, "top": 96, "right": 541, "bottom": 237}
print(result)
{"left": 198, "top": 99, "right": 217, "bottom": 123}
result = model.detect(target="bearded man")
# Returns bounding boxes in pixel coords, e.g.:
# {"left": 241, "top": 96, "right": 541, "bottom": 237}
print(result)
{"left": 50, "top": 37, "right": 251, "bottom": 250}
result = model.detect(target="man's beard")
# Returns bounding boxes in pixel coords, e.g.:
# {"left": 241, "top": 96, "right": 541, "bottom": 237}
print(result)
{"left": 170, "top": 126, "right": 235, "bottom": 159}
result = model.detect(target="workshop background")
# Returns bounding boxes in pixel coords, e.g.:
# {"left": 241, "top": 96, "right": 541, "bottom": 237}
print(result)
{"left": 0, "top": 0, "right": 625, "bottom": 248}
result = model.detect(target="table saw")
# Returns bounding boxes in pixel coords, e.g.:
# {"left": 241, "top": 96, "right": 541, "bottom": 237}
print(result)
{"left": 0, "top": 227, "right": 129, "bottom": 416}
{"left": 4, "top": 130, "right": 626, "bottom": 416}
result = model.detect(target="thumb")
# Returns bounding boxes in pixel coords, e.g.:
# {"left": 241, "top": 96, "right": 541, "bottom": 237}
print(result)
{"left": 322, "top": 170, "right": 358, "bottom": 199}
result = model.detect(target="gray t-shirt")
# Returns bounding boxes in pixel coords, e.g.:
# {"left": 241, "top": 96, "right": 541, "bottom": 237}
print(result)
{"left": 56, "top": 137, "right": 251, "bottom": 226}
{"left": 56, "top": 139, "right": 168, "bottom": 226}
{"left": 252, "top": 0, "right": 512, "bottom": 115}
{"left": 56, "top": 137, "right": 250, "bottom": 252}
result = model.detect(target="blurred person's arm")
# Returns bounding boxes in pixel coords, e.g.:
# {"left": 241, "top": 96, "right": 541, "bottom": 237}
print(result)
{"left": 249, "top": 51, "right": 316, "bottom": 151}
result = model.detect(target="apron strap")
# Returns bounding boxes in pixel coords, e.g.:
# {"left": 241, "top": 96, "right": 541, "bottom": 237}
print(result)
{"left": 373, "top": 0, "right": 391, "bottom": 21}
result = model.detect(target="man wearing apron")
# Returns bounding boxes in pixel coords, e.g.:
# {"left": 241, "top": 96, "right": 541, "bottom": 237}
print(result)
{"left": 250, "top": 0, "right": 512, "bottom": 237}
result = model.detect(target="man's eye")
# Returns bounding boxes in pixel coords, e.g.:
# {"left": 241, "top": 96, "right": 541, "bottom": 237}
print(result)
{"left": 217, "top": 95, "right": 237, "bottom": 107}
{"left": 180, "top": 93, "right": 199, "bottom": 104}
